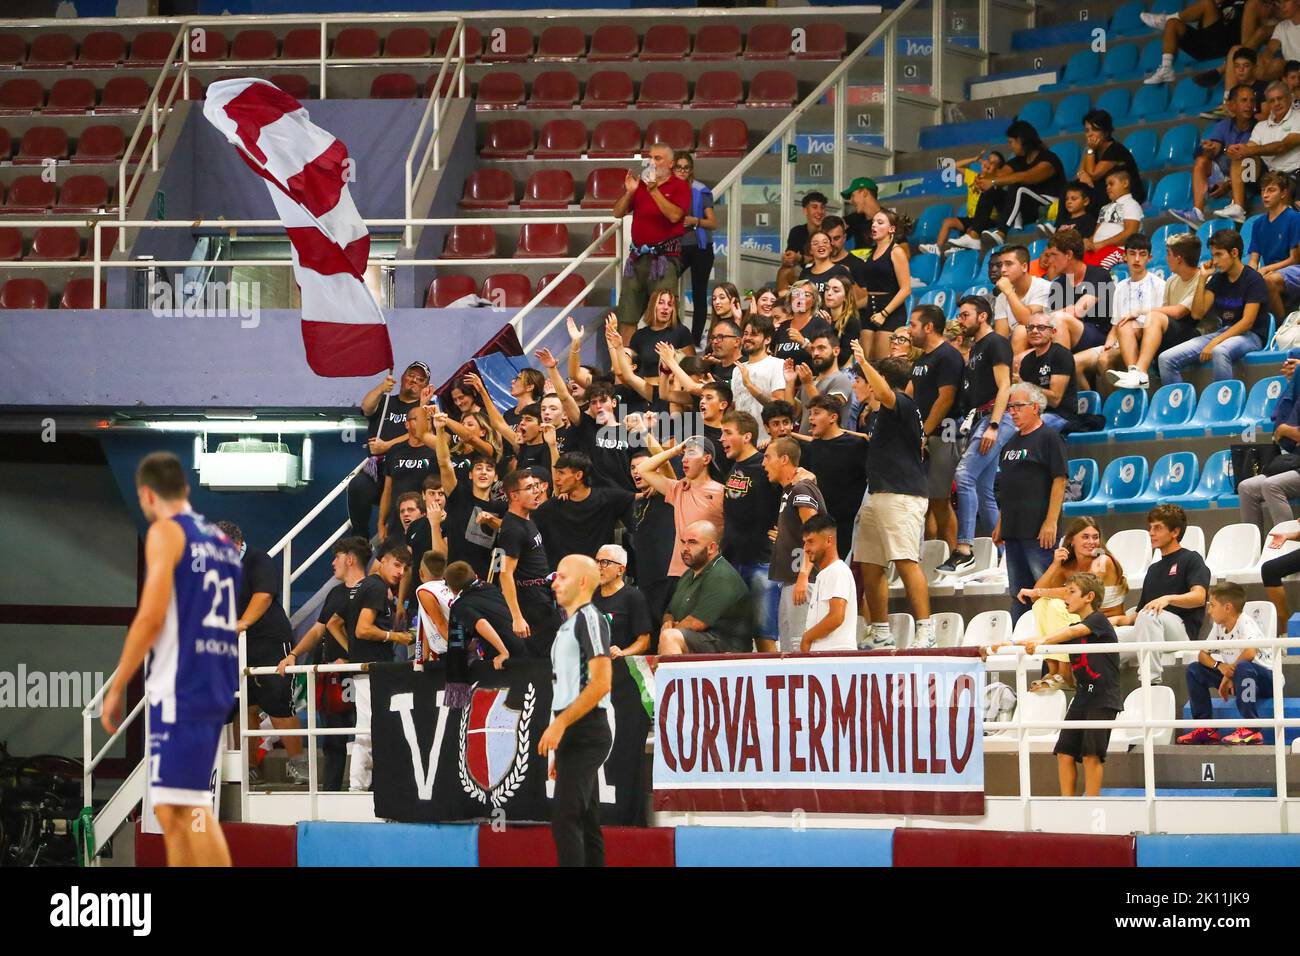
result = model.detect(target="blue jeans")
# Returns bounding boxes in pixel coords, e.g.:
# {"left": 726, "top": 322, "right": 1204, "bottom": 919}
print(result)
{"left": 1157, "top": 331, "right": 1263, "bottom": 384}
{"left": 734, "top": 561, "right": 781, "bottom": 641}
{"left": 1186, "top": 659, "right": 1274, "bottom": 720}
{"left": 955, "top": 412, "right": 1015, "bottom": 545}
{"left": 1004, "top": 538, "right": 1055, "bottom": 625}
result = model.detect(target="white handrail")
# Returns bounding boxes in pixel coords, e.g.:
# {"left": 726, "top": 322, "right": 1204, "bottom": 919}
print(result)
{"left": 403, "top": 20, "right": 467, "bottom": 248}
{"left": 517, "top": 222, "right": 621, "bottom": 353}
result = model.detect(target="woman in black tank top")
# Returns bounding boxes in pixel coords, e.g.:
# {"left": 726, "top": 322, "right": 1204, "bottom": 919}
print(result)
{"left": 860, "top": 209, "right": 914, "bottom": 359}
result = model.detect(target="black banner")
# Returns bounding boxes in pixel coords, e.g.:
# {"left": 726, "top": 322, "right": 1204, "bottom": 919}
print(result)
{"left": 370, "top": 657, "right": 652, "bottom": 825}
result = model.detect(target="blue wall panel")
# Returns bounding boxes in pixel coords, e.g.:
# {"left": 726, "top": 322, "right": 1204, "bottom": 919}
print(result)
{"left": 675, "top": 826, "right": 894, "bottom": 867}
{"left": 1138, "top": 834, "right": 1300, "bottom": 867}
{"left": 297, "top": 821, "right": 478, "bottom": 867}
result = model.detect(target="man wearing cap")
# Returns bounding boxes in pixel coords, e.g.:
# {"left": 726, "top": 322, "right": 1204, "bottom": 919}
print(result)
{"left": 350, "top": 361, "right": 429, "bottom": 538}
{"left": 841, "top": 176, "right": 881, "bottom": 250}
{"left": 592, "top": 544, "right": 653, "bottom": 657}
{"left": 633, "top": 435, "right": 726, "bottom": 587}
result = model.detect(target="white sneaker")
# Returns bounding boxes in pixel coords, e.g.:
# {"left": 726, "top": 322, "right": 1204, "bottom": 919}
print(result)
{"left": 948, "top": 234, "right": 982, "bottom": 251}
{"left": 1140, "top": 11, "right": 1170, "bottom": 29}
{"left": 1105, "top": 367, "right": 1149, "bottom": 389}
{"left": 1213, "top": 203, "right": 1247, "bottom": 222}
{"left": 914, "top": 622, "right": 937, "bottom": 649}
{"left": 1144, "top": 63, "right": 1176, "bottom": 85}
{"left": 919, "top": 243, "right": 941, "bottom": 255}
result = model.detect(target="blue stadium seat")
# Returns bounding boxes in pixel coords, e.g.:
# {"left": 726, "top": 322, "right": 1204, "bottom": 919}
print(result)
{"left": 1057, "top": 49, "right": 1101, "bottom": 89}
{"left": 1093, "top": 87, "right": 1132, "bottom": 126}
{"left": 1053, "top": 140, "right": 1081, "bottom": 178}
{"left": 1242, "top": 316, "right": 1280, "bottom": 364}
{"left": 962, "top": 281, "right": 992, "bottom": 300}
{"left": 1156, "top": 124, "right": 1199, "bottom": 169}
{"left": 1016, "top": 100, "right": 1053, "bottom": 132}
{"left": 910, "top": 251, "right": 940, "bottom": 285}
{"left": 1123, "top": 128, "right": 1159, "bottom": 172}
{"left": 918, "top": 286, "right": 958, "bottom": 319}
{"left": 1050, "top": 92, "right": 1092, "bottom": 133}
{"left": 1135, "top": 38, "right": 1164, "bottom": 74}
{"left": 1153, "top": 0, "right": 1185, "bottom": 14}
{"left": 1155, "top": 77, "right": 1210, "bottom": 121}
{"left": 1129, "top": 83, "right": 1169, "bottom": 122}
{"left": 1161, "top": 379, "right": 1246, "bottom": 437}
{"left": 1066, "top": 457, "right": 1099, "bottom": 503}
{"left": 1112, "top": 382, "right": 1196, "bottom": 440}
{"left": 1063, "top": 454, "right": 1149, "bottom": 515}
{"left": 1147, "top": 257, "right": 1171, "bottom": 280}
{"left": 1215, "top": 375, "right": 1287, "bottom": 436}
{"left": 937, "top": 248, "right": 980, "bottom": 288}
{"left": 1150, "top": 171, "right": 1192, "bottom": 214}
{"left": 1113, "top": 451, "right": 1200, "bottom": 513}
{"left": 1165, "top": 449, "right": 1235, "bottom": 510}
{"left": 1070, "top": 388, "right": 1149, "bottom": 444}
{"left": 1027, "top": 238, "right": 1047, "bottom": 261}
{"left": 1110, "top": 262, "right": 1130, "bottom": 282}
{"left": 1076, "top": 390, "right": 1101, "bottom": 417}
{"left": 1101, "top": 41, "right": 1141, "bottom": 79}
{"left": 1241, "top": 213, "right": 1262, "bottom": 251}
{"left": 912, "top": 203, "right": 953, "bottom": 245}
{"left": 1109, "top": 3, "right": 1150, "bottom": 38}
{"left": 1151, "top": 222, "right": 1190, "bottom": 260}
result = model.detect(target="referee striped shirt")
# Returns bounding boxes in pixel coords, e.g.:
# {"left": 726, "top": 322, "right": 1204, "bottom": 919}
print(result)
{"left": 551, "top": 602, "right": 612, "bottom": 712}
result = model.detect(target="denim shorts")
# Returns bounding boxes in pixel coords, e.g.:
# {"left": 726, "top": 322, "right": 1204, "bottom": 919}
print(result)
{"left": 733, "top": 561, "right": 780, "bottom": 641}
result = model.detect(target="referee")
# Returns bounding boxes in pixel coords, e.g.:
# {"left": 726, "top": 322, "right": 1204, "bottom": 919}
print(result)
{"left": 539, "top": 554, "right": 613, "bottom": 867}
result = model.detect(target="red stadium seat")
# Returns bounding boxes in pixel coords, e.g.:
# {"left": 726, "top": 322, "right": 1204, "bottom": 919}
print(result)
{"left": 435, "top": 25, "right": 482, "bottom": 62}
{"left": 691, "top": 24, "right": 742, "bottom": 60}
{"left": 480, "top": 119, "right": 533, "bottom": 158}
{"left": 583, "top": 71, "right": 633, "bottom": 108}
{"left": 589, "top": 25, "right": 638, "bottom": 61}
{"left": 15, "top": 127, "right": 69, "bottom": 164}
{"left": 529, "top": 71, "right": 579, "bottom": 109}
{"left": 480, "top": 273, "right": 532, "bottom": 307}
{"left": 534, "top": 119, "right": 587, "bottom": 158}
{"left": 481, "top": 26, "right": 533, "bottom": 63}
{"left": 640, "top": 24, "right": 690, "bottom": 60}
{"left": 282, "top": 29, "right": 324, "bottom": 60}
{"left": 126, "top": 31, "right": 176, "bottom": 67}
{"left": 425, "top": 274, "right": 477, "bottom": 306}
{"left": 797, "top": 23, "right": 847, "bottom": 60}
{"left": 580, "top": 167, "right": 629, "bottom": 209}
{"left": 441, "top": 224, "right": 497, "bottom": 259}
{"left": 0, "top": 278, "right": 49, "bottom": 309}
{"left": 99, "top": 77, "right": 151, "bottom": 113}
{"left": 60, "top": 278, "right": 106, "bottom": 309}
{"left": 747, "top": 70, "right": 798, "bottom": 107}
{"left": 0, "top": 228, "right": 21, "bottom": 261}
{"left": 591, "top": 224, "right": 616, "bottom": 257}
{"left": 334, "top": 28, "right": 380, "bottom": 59}
{"left": 644, "top": 118, "right": 694, "bottom": 152}
{"left": 539, "top": 272, "right": 589, "bottom": 306}
{"left": 29, "top": 33, "right": 75, "bottom": 68}
{"left": 55, "top": 175, "right": 110, "bottom": 213}
{"left": 28, "top": 226, "right": 81, "bottom": 261}
{"left": 697, "top": 117, "right": 749, "bottom": 157}
{"left": 271, "top": 74, "right": 311, "bottom": 100}
{"left": 0, "top": 79, "right": 44, "bottom": 116}
{"left": 692, "top": 71, "right": 743, "bottom": 108}
{"left": 520, "top": 169, "right": 575, "bottom": 210}
{"left": 76, "top": 31, "right": 126, "bottom": 68}
{"left": 5, "top": 176, "right": 56, "bottom": 214}
{"left": 536, "top": 26, "right": 586, "bottom": 61}
{"left": 0, "top": 128, "right": 9, "bottom": 161}
{"left": 384, "top": 27, "right": 431, "bottom": 58}
{"left": 745, "top": 23, "right": 793, "bottom": 59}
{"left": 0, "top": 34, "right": 26, "bottom": 67}
{"left": 369, "top": 73, "right": 417, "bottom": 98}
{"left": 73, "top": 126, "right": 125, "bottom": 163}
{"left": 589, "top": 119, "right": 640, "bottom": 158}
{"left": 232, "top": 30, "right": 278, "bottom": 60}
{"left": 189, "top": 29, "right": 227, "bottom": 61}
{"left": 515, "top": 223, "right": 569, "bottom": 258}
{"left": 160, "top": 76, "right": 205, "bottom": 103}
{"left": 637, "top": 71, "right": 688, "bottom": 109}
{"left": 46, "top": 79, "right": 97, "bottom": 115}
{"left": 83, "top": 227, "right": 119, "bottom": 258}
{"left": 459, "top": 168, "right": 516, "bottom": 209}
{"left": 476, "top": 72, "right": 525, "bottom": 109}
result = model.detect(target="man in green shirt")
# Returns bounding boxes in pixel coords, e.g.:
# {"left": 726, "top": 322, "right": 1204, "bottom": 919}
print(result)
{"left": 658, "top": 520, "right": 754, "bottom": 654}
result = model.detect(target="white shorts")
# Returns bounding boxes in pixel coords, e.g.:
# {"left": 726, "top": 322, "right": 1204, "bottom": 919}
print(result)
{"left": 853, "top": 492, "right": 927, "bottom": 566}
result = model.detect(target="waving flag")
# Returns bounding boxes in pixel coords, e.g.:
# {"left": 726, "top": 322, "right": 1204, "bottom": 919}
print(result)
{"left": 203, "top": 78, "right": 393, "bottom": 377}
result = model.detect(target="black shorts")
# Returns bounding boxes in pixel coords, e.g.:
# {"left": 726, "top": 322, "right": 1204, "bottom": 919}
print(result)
{"left": 1073, "top": 322, "right": 1107, "bottom": 352}
{"left": 1054, "top": 706, "right": 1119, "bottom": 762}
{"left": 246, "top": 640, "right": 295, "bottom": 718}
{"left": 1180, "top": 24, "right": 1234, "bottom": 62}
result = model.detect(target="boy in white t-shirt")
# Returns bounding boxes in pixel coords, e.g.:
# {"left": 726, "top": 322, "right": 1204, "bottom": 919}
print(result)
{"left": 1077, "top": 234, "right": 1166, "bottom": 390}
{"left": 1084, "top": 168, "right": 1143, "bottom": 268}
{"left": 799, "top": 514, "right": 861, "bottom": 652}
{"left": 993, "top": 244, "right": 1053, "bottom": 353}
{"left": 415, "top": 549, "right": 455, "bottom": 658}
{"left": 1179, "top": 582, "right": 1274, "bottom": 746}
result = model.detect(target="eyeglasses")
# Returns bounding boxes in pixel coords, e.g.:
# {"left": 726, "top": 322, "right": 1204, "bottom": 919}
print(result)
{"left": 596, "top": 559, "right": 622, "bottom": 568}
{"left": 673, "top": 164, "right": 691, "bottom": 171}
{"left": 1007, "top": 402, "right": 1035, "bottom": 410}
{"left": 1025, "top": 324, "right": 1054, "bottom": 332}
{"left": 711, "top": 332, "right": 740, "bottom": 340}
{"left": 890, "top": 336, "right": 911, "bottom": 344}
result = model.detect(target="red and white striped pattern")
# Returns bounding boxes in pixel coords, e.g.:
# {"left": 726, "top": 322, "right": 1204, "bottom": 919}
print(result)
{"left": 203, "top": 78, "right": 393, "bottom": 377}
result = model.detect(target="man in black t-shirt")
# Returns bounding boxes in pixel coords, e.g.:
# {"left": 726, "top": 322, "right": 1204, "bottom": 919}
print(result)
{"left": 593, "top": 543, "right": 653, "bottom": 656}
{"left": 802, "top": 393, "right": 867, "bottom": 560}
{"left": 380, "top": 405, "right": 437, "bottom": 540}
{"left": 763, "top": 437, "right": 828, "bottom": 652}
{"left": 908, "top": 304, "right": 964, "bottom": 551}
{"left": 1016, "top": 318, "right": 1079, "bottom": 432}
{"left": 719, "top": 411, "right": 782, "bottom": 651}
{"left": 498, "top": 468, "right": 561, "bottom": 657}
{"left": 1043, "top": 230, "right": 1113, "bottom": 353}
{"left": 348, "top": 362, "right": 429, "bottom": 537}
{"left": 627, "top": 448, "right": 677, "bottom": 624}
{"left": 543, "top": 349, "right": 635, "bottom": 491}
{"left": 443, "top": 561, "right": 521, "bottom": 667}
{"left": 533, "top": 452, "right": 635, "bottom": 561}
{"left": 437, "top": 442, "right": 506, "bottom": 579}
{"left": 849, "top": 351, "right": 934, "bottom": 649}
{"left": 1113, "top": 505, "right": 1212, "bottom": 683}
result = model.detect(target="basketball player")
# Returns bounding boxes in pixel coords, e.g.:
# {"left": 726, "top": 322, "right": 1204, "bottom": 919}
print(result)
{"left": 102, "top": 452, "right": 242, "bottom": 867}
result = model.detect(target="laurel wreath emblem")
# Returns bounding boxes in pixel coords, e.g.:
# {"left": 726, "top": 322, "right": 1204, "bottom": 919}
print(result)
{"left": 458, "top": 682, "right": 535, "bottom": 808}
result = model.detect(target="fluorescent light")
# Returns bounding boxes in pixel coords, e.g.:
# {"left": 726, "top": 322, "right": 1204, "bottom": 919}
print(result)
{"left": 139, "top": 419, "right": 365, "bottom": 434}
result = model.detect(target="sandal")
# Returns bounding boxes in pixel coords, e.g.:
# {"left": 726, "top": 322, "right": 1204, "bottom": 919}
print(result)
{"left": 1030, "top": 673, "right": 1066, "bottom": 694}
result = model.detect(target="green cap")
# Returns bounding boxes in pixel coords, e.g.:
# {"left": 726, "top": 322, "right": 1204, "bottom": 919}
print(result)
{"left": 840, "top": 176, "right": 878, "bottom": 199}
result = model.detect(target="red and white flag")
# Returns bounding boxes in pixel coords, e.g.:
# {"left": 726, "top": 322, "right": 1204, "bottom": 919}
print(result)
{"left": 203, "top": 78, "right": 393, "bottom": 377}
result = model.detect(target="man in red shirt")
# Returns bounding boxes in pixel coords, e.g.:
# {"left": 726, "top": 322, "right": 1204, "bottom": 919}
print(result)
{"left": 613, "top": 142, "right": 690, "bottom": 343}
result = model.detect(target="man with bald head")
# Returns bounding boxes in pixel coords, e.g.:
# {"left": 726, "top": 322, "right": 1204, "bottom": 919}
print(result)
{"left": 541, "top": 554, "right": 613, "bottom": 867}
{"left": 658, "top": 521, "right": 754, "bottom": 654}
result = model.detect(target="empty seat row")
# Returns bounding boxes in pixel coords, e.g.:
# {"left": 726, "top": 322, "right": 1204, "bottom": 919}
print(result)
{"left": 425, "top": 272, "right": 590, "bottom": 308}
{"left": 0, "top": 175, "right": 112, "bottom": 214}
{"left": 469, "top": 69, "right": 797, "bottom": 110}
{"left": 480, "top": 116, "right": 748, "bottom": 158}
{"left": 1017, "top": 80, "right": 1210, "bottom": 138}
{"left": 461, "top": 167, "right": 631, "bottom": 210}
{"left": 441, "top": 222, "right": 623, "bottom": 260}
{"left": 0, "top": 125, "right": 127, "bottom": 164}
{"left": 1070, "top": 378, "right": 1284, "bottom": 446}
{"left": 0, "top": 225, "right": 120, "bottom": 260}
{"left": 1043, "top": 34, "right": 1207, "bottom": 91}
{"left": 0, "top": 276, "right": 105, "bottom": 309}
{"left": 0, "top": 75, "right": 208, "bottom": 114}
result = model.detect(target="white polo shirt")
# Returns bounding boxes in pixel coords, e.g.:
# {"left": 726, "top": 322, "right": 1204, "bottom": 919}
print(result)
{"left": 1250, "top": 105, "right": 1300, "bottom": 174}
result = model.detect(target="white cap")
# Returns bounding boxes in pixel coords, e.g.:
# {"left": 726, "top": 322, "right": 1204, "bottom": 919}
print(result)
{"left": 597, "top": 544, "right": 628, "bottom": 566}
